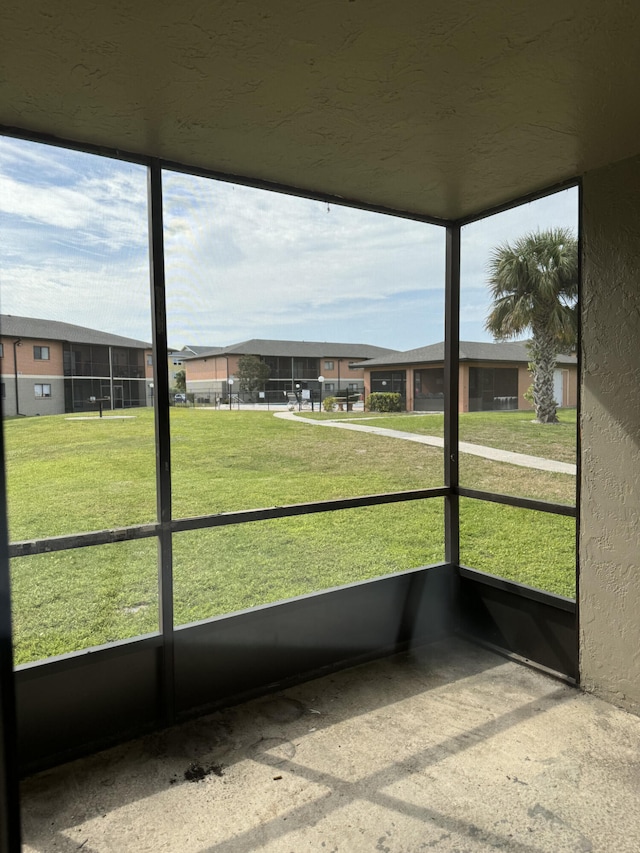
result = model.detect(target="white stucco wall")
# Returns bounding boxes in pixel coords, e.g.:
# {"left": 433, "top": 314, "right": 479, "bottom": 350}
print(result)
{"left": 580, "top": 155, "right": 640, "bottom": 714}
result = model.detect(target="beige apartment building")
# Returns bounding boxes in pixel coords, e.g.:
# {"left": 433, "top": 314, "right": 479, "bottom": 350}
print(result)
{"left": 0, "top": 315, "right": 153, "bottom": 416}
{"left": 181, "top": 338, "right": 396, "bottom": 403}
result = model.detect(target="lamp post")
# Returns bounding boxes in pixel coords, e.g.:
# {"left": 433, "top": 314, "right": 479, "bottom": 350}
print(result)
{"left": 228, "top": 378, "right": 234, "bottom": 411}
{"left": 149, "top": 382, "right": 154, "bottom": 407}
{"left": 295, "top": 382, "right": 301, "bottom": 411}
{"left": 317, "top": 375, "right": 324, "bottom": 413}
{"left": 12, "top": 339, "right": 22, "bottom": 417}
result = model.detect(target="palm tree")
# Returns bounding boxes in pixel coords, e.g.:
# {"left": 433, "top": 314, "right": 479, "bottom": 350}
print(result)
{"left": 485, "top": 228, "right": 578, "bottom": 424}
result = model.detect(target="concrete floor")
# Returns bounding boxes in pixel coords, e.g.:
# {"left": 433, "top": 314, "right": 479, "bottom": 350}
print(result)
{"left": 20, "top": 638, "right": 640, "bottom": 852}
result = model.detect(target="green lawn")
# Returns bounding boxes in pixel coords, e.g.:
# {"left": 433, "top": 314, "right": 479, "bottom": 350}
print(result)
{"left": 299, "top": 409, "right": 576, "bottom": 505}
{"left": 5, "top": 408, "right": 576, "bottom": 664}
{"left": 302, "top": 408, "right": 577, "bottom": 463}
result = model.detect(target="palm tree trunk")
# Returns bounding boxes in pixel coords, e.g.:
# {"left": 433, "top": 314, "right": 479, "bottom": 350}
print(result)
{"left": 529, "top": 331, "right": 559, "bottom": 424}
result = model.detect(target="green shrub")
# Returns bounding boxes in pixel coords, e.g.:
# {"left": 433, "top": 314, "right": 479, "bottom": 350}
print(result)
{"left": 366, "top": 392, "right": 402, "bottom": 413}
{"left": 322, "top": 396, "right": 337, "bottom": 412}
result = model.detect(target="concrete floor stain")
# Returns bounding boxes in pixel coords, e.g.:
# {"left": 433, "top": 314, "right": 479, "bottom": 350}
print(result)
{"left": 183, "top": 761, "right": 225, "bottom": 782}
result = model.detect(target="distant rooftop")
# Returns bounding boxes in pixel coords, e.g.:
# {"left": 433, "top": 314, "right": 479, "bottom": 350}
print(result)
{"left": 0, "top": 315, "right": 151, "bottom": 349}
{"left": 181, "top": 339, "right": 397, "bottom": 360}
{"left": 356, "top": 340, "right": 577, "bottom": 368}
{"left": 181, "top": 345, "right": 224, "bottom": 356}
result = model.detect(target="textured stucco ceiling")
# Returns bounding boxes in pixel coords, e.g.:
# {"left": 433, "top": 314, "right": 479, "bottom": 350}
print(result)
{"left": 2, "top": 0, "right": 640, "bottom": 221}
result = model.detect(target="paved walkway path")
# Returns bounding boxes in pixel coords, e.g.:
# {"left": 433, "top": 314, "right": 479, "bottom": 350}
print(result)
{"left": 274, "top": 411, "right": 576, "bottom": 475}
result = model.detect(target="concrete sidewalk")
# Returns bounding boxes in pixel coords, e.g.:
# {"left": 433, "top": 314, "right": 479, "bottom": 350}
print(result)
{"left": 274, "top": 412, "right": 576, "bottom": 475}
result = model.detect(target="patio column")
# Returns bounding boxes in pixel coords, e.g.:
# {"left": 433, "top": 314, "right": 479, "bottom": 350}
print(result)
{"left": 580, "top": 155, "right": 640, "bottom": 714}
{"left": 444, "top": 223, "right": 460, "bottom": 566}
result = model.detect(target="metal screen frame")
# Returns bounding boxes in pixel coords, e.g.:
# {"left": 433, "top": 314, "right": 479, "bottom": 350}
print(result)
{"left": 0, "top": 125, "right": 580, "bottom": 852}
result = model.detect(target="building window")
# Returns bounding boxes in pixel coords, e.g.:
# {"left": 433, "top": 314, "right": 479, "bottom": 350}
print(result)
{"left": 34, "top": 345, "right": 50, "bottom": 360}
{"left": 293, "top": 356, "right": 320, "bottom": 378}
{"left": 324, "top": 360, "right": 334, "bottom": 370}
{"left": 173, "top": 359, "right": 183, "bottom": 366}
{"left": 371, "top": 370, "right": 407, "bottom": 397}
{"left": 468, "top": 367, "right": 518, "bottom": 412}
{"left": 146, "top": 355, "right": 153, "bottom": 366}
{"left": 34, "top": 383, "right": 52, "bottom": 398}
{"left": 325, "top": 383, "right": 335, "bottom": 391}
{"left": 1, "top": 383, "right": 4, "bottom": 398}
{"left": 0, "top": 343, "right": 3, "bottom": 357}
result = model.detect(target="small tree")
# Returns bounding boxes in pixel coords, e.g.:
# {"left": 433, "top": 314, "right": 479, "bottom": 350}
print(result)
{"left": 236, "top": 355, "right": 271, "bottom": 401}
{"left": 174, "top": 370, "right": 186, "bottom": 394}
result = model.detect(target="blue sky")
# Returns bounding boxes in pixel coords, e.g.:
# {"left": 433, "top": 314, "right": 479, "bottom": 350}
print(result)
{"left": 0, "top": 135, "right": 578, "bottom": 352}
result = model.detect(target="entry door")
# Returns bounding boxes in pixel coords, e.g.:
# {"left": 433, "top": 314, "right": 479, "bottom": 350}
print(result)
{"left": 553, "top": 369, "right": 564, "bottom": 408}
{"left": 113, "top": 385, "right": 124, "bottom": 408}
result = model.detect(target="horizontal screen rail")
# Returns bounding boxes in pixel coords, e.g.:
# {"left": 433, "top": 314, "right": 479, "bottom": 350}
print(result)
{"left": 169, "top": 488, "right": 449, "bottom": 532}
{"left": 457, "top": 487, "right": 577, "bottom": 517}
{"left": 9, "top": 523, "right": 160, "bottom": 558}
{"left": 9, "top": 488, "right": 449, "bottom": 557}
{"left": 9, "top": 487, "right": 575, "bottom": 558}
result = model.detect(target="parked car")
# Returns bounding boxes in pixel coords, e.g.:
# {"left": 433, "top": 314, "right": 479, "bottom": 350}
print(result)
{"left": 174, "top": 393, "right": 186, "bottom": 404}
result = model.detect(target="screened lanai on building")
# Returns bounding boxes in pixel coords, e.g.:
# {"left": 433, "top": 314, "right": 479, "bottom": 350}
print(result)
{"left": 2, "top": 2, "right": 640, "bottom": 851}
{"left": 360, "top": 341, "right": 578, "bottom": 413}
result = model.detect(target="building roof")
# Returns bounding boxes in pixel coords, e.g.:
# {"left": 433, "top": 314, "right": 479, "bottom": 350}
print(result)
{"left": 357, "top": 341, "right": 577, "bottom": 368}
{"left": 181, "top": 345, "right": 224, "bottom": 356}
{"left": 181, "top": 339, "right": 397, "bottom": 360}
{"left": 0, "top": 315, "right": 151, "bottom": 349}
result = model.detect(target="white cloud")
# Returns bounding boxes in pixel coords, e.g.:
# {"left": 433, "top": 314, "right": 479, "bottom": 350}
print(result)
{"left": 0, "top": 137, "right": 149, "bottom": 299}
{"left": 0, "top": 135, "right": 578, "bottom": 352}
{"left": 1, "top": 262, "right": 151, "bottom": 342}
{"left": 0, "top": 138, "right": 151, "bottom": 340}
{"left": 162, "top": 174, "right": 446, "bottom": 347}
